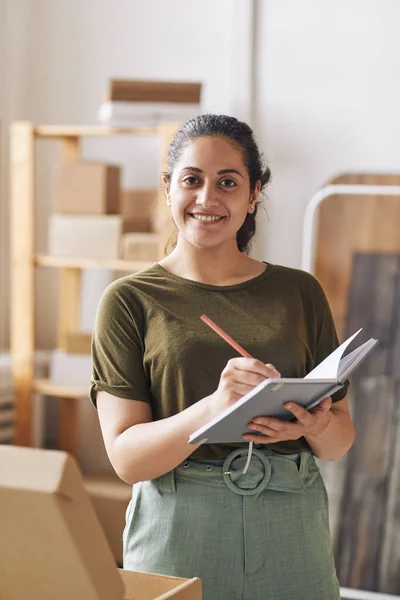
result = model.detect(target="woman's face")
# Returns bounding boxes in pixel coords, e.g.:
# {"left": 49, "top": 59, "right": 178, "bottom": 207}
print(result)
{"left": 165, "top": 135, "right": 259, "bottom": 251}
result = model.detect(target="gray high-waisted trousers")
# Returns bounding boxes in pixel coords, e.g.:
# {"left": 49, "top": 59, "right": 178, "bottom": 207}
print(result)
{"left": 123, "top": 448, "right": 340, "bottom": 600}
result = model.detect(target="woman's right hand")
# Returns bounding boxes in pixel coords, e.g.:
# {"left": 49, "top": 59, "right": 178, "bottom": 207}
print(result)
{"left": 206, "top": 358, "right": 281, "bottom": 420}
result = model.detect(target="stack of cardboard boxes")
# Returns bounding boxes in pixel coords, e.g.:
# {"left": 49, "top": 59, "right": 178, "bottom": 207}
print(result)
{"left": 98, "top": 78, "right": 202, "bottom": 127}
{"left": 49, "top": 158, "right": 160, "bottom": 263}
{"left": 49, "top": 160, "right": 122, "bottom": 259}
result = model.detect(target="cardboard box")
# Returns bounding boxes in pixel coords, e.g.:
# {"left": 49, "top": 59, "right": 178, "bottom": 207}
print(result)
{"left": 84, "top": 474, "right": 132, "bottom": 566}
{"left": 0, "top": 445, "right": 202, "bottom": 600}
{"left": 50, "top": 348, "right": 91, "bottom": 388}
{"left": 65, "top": 332, "right": 92, "bottom": 355}
{"left": 49, "top": 214, "right": 122, "bottom": 260}
{"left": 108, "top": 79, "right": 202, "bottom": 104}
{"left": 121, "top": 233, "right": 160, "bottom": 262}
{"left": 53, "top": 161, "right": 120, "bottom": 215}
{"left": 122, "top": 218, "right": 152, "bottom": 233}
{"left": 120, "top": 188, "right": 157, "bottom": 232}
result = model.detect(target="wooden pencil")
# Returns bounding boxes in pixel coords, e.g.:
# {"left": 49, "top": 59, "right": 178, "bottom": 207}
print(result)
{"left": 200, "top": 314, "right": 253, "bottom": 359}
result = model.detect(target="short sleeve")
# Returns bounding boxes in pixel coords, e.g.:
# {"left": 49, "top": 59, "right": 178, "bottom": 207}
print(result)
{"left": 90, "top": 279, "right": 152, "bottom": 407}
{"left": 311, "top": 277, "right": 350, "bottom": 404}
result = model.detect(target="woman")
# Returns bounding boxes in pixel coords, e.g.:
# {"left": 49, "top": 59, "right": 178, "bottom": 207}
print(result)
{"left": 90, "top": 114, "right": 355, "bottom": 599}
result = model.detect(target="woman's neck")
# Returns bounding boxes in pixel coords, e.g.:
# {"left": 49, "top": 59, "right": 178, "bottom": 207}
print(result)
{"left": 158, "top": 239, "right": 265, "bottom": 286}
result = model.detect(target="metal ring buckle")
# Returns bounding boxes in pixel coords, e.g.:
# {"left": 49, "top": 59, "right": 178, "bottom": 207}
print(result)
{"left": 222, "top": 448, "right": 272, "bottom": 496}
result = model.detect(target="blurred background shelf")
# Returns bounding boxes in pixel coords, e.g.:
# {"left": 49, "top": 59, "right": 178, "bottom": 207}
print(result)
{"left": 34, "top": 254, "right": 154, "bottom": 272}
{"left": 33, "top": 378, "right": 88, "bottom": 399}
{"left": 10, "top": 120, "right": 178, "bottom": 453}
{"left": 34, "top": 125, "right": 159, "bottom": 137}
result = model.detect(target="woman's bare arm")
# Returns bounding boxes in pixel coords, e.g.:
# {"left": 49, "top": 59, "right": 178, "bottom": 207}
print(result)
{"left": 97, "top": 391, "right": 212, "bottom": 484}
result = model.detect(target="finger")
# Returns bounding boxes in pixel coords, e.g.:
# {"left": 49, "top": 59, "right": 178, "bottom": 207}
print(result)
{"left": 252, "top": 421, "right": 301, "bottom": 440}
{"left": 314, "top": 397, "right": 332, "bottom": 412}
{"left": 230, "top": 383, "right": 259, "bottom": 398}
{"left": 308, "top": 397, "right": 332, "bottom": 415}
{"left": 233, "top": 372, "right": 270, "bottom": 387}
{"left": 228, "top": 358, "right": 280, "bottom": 379}
{"left": 250, "top": 415, "right": 297, "bottom": 433}
{"left": 283, "top": 402, "right": 314, "bottom": 425}
{"left": 265, "top": 363, "right": 281, "bottom": 378}
{"left": 247, "top": 420, "right": 278, "bottom": 434}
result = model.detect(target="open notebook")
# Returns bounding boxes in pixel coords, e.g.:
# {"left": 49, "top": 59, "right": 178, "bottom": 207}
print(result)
{"left": 189, "top": 329, "right": 378, "bottom": 445}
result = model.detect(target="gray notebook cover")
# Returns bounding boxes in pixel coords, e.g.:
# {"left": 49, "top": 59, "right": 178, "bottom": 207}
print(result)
{"left": 189, "top": 332, "right": 378, "bottom": 445}
{"left": 188, "top": 378, "right": 344, "bottom": 445}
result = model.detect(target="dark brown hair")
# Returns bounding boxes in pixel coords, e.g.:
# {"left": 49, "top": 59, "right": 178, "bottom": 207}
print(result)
{"left": 163, "top": 114, "right": 271, "bottom": 253}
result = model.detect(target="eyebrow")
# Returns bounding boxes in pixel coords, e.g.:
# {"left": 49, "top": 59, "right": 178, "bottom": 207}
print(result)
{"left": 180, "top": 166, "right": 244, "bottom": 179}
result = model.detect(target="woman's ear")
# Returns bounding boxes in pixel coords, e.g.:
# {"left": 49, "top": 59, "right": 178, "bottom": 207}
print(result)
{"left": 161, "top": 174, "right": 171, "bottom": 206}
{"left": 248, "top": 180, "right": 261, "bottom": 213}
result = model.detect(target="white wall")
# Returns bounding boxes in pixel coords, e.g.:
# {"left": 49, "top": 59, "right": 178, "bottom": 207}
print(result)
{"left": 0, "top": 0, "right": 253, "bottom": 350}
{"left": 253, "top": 0, "right": 400, "bottom": 267}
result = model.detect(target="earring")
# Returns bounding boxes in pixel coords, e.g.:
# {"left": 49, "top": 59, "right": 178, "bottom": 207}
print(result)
{"left": 166, "top": 199, "right": 171, "bottom": 206}
{"left": 249, "top": 204, "right": 255, "bottom": 213}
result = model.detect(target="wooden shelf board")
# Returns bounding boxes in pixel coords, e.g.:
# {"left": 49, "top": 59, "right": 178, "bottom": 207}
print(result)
{"left": 33, "top": 378, "right": 88, "bottom": 398}
{"left": 34, "top": 125, "right": 159, "bottom": 138}
{"left": 35, "top": 254, "right": 154, "bottom": 271}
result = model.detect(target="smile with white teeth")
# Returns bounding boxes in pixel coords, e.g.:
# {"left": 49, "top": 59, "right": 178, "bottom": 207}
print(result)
{"left": 190, "top": 213, "right": 225, "bottom": 222}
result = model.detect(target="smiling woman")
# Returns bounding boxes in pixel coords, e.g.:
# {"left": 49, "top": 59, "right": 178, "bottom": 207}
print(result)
{"left": 91, "top": 114, "right": 354, "bottom": 600}
{"left": 161, "top": 113, "right": 271, "bottom": 257}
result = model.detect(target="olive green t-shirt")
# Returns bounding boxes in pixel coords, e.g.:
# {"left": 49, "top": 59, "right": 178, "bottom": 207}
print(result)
{"left": 90, "top": 262, "right": 349, "bottom": 460}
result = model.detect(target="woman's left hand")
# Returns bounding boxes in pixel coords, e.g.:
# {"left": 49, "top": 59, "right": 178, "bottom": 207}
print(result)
{"left": 243, "top": 397, "right": 332, "bottom": 443}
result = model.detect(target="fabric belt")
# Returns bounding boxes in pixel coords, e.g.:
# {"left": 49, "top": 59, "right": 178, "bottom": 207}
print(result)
{"left": 157, "top": 448, "right": 311, "bottom": 497}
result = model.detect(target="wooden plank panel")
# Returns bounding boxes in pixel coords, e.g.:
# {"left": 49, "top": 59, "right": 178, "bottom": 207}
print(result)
{"left": 334, "top": 377, "right": 398, "bottom": 591}
{"left": 10, "top": 122, "right": 35, "bottom": 446}
{"left": 330, "top": 173, "right": 400, "bottom": 186}
{"left": 344, "top": 254, "right": 400, "bottom": 377}
{"left": 333, "top": 253, "right": 400, "bottom": 593}
{"left": 313, "top": 176, "right": 400, "bottom": 592}
{"left": 388, "top": 258, "right": 400, "bottom": 377}
{"left": 314, "top": 173, "right": 400, "bottom": 339}
{"left": 379, "top": 379, "right": 400, "bottom": 594}
{"left": 378, "top": 259, "right": 400, "bottom": 593}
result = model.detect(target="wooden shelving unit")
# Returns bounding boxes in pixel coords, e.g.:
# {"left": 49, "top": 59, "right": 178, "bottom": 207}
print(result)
{"left": 10, "top": 120, "right": 178, "bottom": 455}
